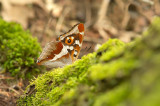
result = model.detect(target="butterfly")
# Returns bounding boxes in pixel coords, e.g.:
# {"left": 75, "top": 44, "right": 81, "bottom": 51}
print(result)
{"left": 37, "top": 23, "right": 85, "bottom": 68}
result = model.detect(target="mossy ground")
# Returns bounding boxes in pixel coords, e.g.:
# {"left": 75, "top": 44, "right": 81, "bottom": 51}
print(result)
{"left": 0, "top": 18, "right": 43, "bottom": 78}
{"left": 18, "top": 17, "right": 160, "bottom": 106}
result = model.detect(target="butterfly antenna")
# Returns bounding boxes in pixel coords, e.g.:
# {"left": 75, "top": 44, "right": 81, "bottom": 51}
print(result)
{"left": 87, "top": 43, "right": 94, "bottom": 52}
{"left": 84, "top": 46, "right": 88, "bottom": 51}
{"left": 81, "top": 43, "right": 94, "bottom": 56}
{"left": 87, "top": 46, "right": 92, "bottom": 52}
{"left": 80, "top": 46, "right": 87, "bottom": 56}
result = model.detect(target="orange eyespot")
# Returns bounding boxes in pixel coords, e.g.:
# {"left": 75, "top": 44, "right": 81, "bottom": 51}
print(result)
{"left": 65, "top": 37, "right": 74, "bottom": 45}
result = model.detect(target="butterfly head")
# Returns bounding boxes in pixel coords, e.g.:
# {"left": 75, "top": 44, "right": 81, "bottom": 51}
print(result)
{"left": 37, "top": 23, "right": 85, "bottom": 68}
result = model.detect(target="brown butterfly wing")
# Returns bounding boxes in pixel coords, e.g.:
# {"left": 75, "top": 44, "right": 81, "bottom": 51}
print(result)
{"left": 37, "top": 41, "right": 63, "bottom": 65}
{"left": 37, "top": 23, "right": 84, "bottom": 67}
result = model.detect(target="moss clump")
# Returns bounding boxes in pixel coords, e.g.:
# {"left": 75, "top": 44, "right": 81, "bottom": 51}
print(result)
{"left": 0, "top": 19, "right": 41, "bottom": 78}
{"left": 18, "top": 17, "right": 160, "bottom": 106}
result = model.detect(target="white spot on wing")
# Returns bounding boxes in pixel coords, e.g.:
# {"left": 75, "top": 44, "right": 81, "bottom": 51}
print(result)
{"left": 75, "top": 40, "right": 81, "bottom": 47}
{"left": 70, "top": 46, "right": 73, "bottom": 50}
{"left": 74, "top": 50, "right": 77, "bottom": 55}
{"left": 80, "top": 32, "right": 84, "bottom": 35}
{"left": 60, "top": 36, "right": 64, "bottom": 40}
{"left": 66, "top": 46, "right": 69, "bottom": 49}
{"left": 50, "top": 44, "right": 68, "bottom": 61}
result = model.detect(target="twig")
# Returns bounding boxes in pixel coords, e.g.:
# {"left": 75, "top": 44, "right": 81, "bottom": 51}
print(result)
{"left": 9, "top": 87, "right": 20, "bottom": 95}
{"left": 85, "top": 0, "right": 92, "bottom": 29}
{"left": 97, "top": 0, "right": 110, "bottom": 23}
{"left": 55, "top": 7, "right": 71, "bottom": 35}
{"left": 121, "top": 1, "right": 131, "bottom": 29}
{"left": 153, "top": 0, "right": 160, "bottom": 15}
{"left": 40, "top": 10, "right": 54, "bottom": 42}
{"left": 95, "top": 0, "right": 111, "bottom": 40}
{"left": 0, "top": 87, "right": 20, "bottom": 95}
{"left": 0, "top": 75, "right": 14, "bottom": 79}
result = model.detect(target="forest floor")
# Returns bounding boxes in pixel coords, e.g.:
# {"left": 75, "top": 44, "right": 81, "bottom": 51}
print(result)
{"left": 0, "top": 0, "right": 159, "bottom": 105}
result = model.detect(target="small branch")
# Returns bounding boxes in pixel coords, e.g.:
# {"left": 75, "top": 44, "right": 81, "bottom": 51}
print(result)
{"left": 55, "top": 7, "right": 71, "bottom": 35}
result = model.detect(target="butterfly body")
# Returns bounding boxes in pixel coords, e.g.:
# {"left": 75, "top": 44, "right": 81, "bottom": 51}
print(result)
{"left": 37, "top": 23, "right": 84, "bottom": 68}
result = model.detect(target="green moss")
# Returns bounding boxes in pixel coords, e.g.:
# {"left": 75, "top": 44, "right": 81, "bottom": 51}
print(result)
{"left": 0, "top": 19, "right": 42, "bottom": 78}
{"left": 94, "top": 82, "right": 130, "bottom": 106}
{"left": 97, "top": 39, "right": 125, "bottom": 62}
{"left": 18, "top": 17, "right": 160, "bottom": 105}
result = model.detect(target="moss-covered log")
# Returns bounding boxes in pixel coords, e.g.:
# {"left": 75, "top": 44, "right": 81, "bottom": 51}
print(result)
{"left": 18, "top": 17, "right": 160, "bottom": 106}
